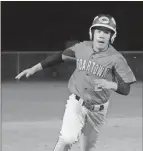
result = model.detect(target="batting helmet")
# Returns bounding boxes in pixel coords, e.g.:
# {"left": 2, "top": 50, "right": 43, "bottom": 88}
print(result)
{"left": 89, "top": 14, "right": 117, "bottom": 43}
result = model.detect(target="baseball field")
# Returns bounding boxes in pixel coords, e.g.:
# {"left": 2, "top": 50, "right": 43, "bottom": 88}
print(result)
{"left": 2, "top": 81, "right": 142, "bottom": 151}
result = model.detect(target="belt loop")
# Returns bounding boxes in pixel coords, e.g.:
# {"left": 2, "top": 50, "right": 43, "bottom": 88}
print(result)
{"left": 99, "top": 105, "right": 104, "bottom": 111}
{"left": 75, "top": 95, "right": 80, "bottom": 101}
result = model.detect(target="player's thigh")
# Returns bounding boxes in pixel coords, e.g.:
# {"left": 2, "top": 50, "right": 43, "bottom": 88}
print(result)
{"left": 80, "top": 110, "right": 106, "bottom": 144}
{"left": 81, "top": 118, "right": 99, "bottom": 142}
{"left": 60, "top": 95, "right": 86, "bottom": 142}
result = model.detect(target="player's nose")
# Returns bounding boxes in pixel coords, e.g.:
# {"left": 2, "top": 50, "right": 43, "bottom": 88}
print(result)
{"left": 99, "top": 31, "right": 105, "bottom": 37}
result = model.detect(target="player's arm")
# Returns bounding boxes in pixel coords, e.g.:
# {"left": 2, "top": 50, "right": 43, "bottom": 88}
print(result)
{"left": 15, "top": 42, "right": 80, "bottom": 80}
{"left": 94, "top": 77, "right": 132, "bottom": 95}
{"left": 15, "top": 62, "right": 43, "bottom": 80}
{"left": 111, "top": 55, "right": 136, "bottom": 95}
{"left": 62, "top": 41, "right": 83, "bottom": 60}
{"left": 62, "top": 47, "right": 76, "bottom": 60}
{"left": 94, "top": 79, "right": 118, "bottom": 91}
{"left": 94, "top": 56, "right": 136, "bottom": 95}
{"left": 15, "top": 52, "right": 64, "bottom": 80}
{"left": 40, "top": 48, "right": 76, "bottom": 70}
{"left": 111, "top": 68, "right": 134, "bottom": 95}
{"left": 15, "top": 48, "right": 76, "bottom": 80}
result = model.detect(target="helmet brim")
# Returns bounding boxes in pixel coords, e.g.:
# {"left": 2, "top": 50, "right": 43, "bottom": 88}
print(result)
{"left": 90, "top": 24, "right": 116, "bottom": 34}
{"left": 91, "top": 26, "right": 114, "bottom": 34}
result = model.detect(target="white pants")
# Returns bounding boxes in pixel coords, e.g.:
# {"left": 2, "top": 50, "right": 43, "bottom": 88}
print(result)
{"left": 54, "top": 94, "right": 109, "bottom": 151}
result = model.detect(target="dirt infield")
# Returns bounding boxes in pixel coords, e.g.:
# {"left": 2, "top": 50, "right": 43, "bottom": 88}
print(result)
{"left": 2, "top": 118, "right": 142, "bottom": 151}
{"left": 2, "top": 82, "right": 142, "bottom": 151}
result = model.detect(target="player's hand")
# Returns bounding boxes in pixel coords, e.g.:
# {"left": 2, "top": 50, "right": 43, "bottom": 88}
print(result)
{"left": 15, "top": 68, "right": 35, "bottom": 80}
{"left": 94, "top": 79, "right": 118, "bottom": 90}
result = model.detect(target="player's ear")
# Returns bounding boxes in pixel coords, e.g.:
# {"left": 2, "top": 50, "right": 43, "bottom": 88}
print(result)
{"left": 91, "top": 29, "right": 95, "bottom": 40}
{"left": 109, "top": 31, "right": 114, "bottom": 44}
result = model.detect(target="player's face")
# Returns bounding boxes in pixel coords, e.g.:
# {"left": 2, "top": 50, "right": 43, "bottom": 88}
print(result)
{"left": 93, "top": 29, "right": 111, "bottom": 51}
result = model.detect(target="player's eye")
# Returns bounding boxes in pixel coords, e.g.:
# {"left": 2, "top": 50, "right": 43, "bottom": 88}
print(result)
{"left": 103, "top": 30, "right": 110, "bottom": 34}
{"left": 95, "top": 29, "right": 101, "bottom": 33}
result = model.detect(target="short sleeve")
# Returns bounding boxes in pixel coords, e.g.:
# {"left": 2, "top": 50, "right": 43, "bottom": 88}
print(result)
{"left": 62, "top": 42, "right": 83, "bottom": 58}
{"left": 67, "top": 42, "right": 83, "bottom": 52}
{"left": 113, "top": 55, "right": 136, "bottom": 84}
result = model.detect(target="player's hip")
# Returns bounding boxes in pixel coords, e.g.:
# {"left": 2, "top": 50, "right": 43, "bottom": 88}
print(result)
{"left": 68, "top": 94, "right": 109, "bottom": 113}
{"left": 67, "top": 94, "right": 109, "bottom": 132}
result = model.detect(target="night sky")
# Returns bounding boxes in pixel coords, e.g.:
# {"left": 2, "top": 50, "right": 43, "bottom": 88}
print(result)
{"left": 1, "top": 1, "right": 143, "bottom": 51}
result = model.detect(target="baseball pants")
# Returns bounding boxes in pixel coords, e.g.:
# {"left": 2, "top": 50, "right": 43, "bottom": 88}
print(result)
{"left": 53, "top": 94, "right": 109, "bottom": 151}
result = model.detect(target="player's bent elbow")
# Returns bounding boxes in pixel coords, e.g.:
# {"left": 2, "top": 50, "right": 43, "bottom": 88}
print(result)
{"left": 122, "top": 89, "right": 130, "bottom": 95}
{"left": 116, "top": 89, "right": 130, "bottom": 95}
{"left": 115, "top": 82, "right": 130, "bottom": 96}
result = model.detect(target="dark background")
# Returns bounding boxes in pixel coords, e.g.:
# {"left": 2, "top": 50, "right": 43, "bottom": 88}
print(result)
{"left": 1, "top": 1, "right": 143, "bottom": 51}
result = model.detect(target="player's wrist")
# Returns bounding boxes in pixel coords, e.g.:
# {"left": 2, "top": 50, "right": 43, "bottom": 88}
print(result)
{"left": 31, "top": 63, "right": 43, "bottom": 73}
{"left": 109, "top": 81, "right": 118, "bottom": 91}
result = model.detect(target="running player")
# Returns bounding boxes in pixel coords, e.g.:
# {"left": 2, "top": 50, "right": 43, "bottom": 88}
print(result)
{"left": 15, "top": 14, "right": 136, "bottom": 151}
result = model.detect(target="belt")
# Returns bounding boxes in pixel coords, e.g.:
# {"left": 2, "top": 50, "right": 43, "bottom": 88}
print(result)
{"left": 75, "top": 95, "right": 104, "bottom": 111}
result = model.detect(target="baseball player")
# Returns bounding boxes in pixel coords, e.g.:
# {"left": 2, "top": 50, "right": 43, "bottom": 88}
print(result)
{"left": 15, "top": 14, "right": 136, "bottom": 151}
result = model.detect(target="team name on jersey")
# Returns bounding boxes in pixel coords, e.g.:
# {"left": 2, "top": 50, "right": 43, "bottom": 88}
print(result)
{"left": 76, "top": 59, "right": 110, "bottom": 78}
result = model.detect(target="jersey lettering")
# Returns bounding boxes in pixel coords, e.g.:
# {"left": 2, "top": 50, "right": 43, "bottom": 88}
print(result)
{"left": 82, "top": 60, "right": 87, "bottom": 70}
{"left": 77, "top": 58, "right": 109, "bottom": 78}
{"left": 93, "top": 64, "right": 100, "bottom": 75}
{"left": 90, "top": 62, "right": 96, "bottom": 73}
{"left": 96, "top": 65, "right": 104, "bottom": 77}
{"left": 86, "top": 61, "right": 92, "bottom": 72}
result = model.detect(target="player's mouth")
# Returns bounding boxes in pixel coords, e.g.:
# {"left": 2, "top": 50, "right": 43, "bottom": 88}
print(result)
{"left": 97, "top": 40, "right": 105, "bottom": 45}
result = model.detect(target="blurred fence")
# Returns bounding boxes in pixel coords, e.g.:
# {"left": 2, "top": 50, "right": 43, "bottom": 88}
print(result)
{"left": 1, "top": 51, "right": 143, "bottom": 81}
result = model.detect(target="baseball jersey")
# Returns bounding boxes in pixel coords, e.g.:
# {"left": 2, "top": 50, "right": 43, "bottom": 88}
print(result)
{"left": 63, "top": 41, "right": 136, "bottom": 104}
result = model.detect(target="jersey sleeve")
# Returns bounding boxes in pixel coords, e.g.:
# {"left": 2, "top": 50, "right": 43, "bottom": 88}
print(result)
{"left": 113, "top": 55, "right": 136, "bottom": 84}
{"left": 62, "top": 42, "right": 83, "bottom": 58}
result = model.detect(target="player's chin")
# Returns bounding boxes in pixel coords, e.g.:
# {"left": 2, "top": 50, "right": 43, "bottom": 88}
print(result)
{"left": 96, "top": 44, "right": 106, "bottom": 50}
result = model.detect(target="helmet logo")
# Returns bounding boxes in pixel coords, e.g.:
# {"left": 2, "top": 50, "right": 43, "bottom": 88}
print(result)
{"left": 99, "top": 17, "right": 109, "bottom": 24}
